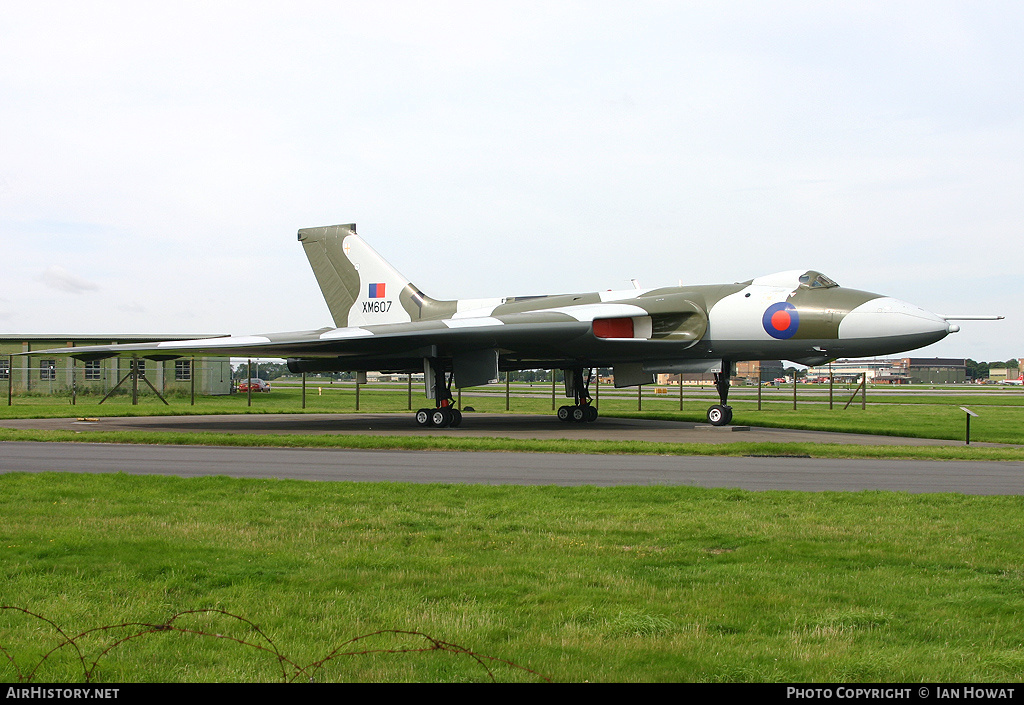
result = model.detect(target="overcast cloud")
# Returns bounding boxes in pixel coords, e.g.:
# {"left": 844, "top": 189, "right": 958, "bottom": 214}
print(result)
{"left": 37, "top": 265, "right": 100, "bottom": 294}
{"left": 1, "top": 1, "right": 1020, "bottom": 360}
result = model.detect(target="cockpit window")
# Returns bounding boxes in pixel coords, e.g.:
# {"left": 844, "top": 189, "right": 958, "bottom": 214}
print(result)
{"left": 798, "top": 271, "right": 838, "bottom": 289}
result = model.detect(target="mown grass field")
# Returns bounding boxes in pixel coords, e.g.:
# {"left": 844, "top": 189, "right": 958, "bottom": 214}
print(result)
{"left": 2, "top": 382, "right": 1023, "bottom": 682}
{"left": 3, "top": 473, "right": 1024, "bottom": 683}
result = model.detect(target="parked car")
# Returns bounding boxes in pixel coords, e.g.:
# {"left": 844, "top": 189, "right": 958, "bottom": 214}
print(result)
{"left": 237, "top": 378, "right": 271, "bottom": 393}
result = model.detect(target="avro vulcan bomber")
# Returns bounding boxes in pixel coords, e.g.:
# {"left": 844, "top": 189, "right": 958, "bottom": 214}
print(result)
{"left": 32, "top": 224, "right": 998, "bottom": 427}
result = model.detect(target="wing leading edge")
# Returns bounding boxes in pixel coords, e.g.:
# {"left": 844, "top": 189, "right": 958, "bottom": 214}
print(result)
{"left": 34, "top": 298, "right": 710, "bottom": 375}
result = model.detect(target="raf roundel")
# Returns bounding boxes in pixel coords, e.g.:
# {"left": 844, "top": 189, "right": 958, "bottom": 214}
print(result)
{"left": 762, "top": 301, "right": 799, "bottom": 339}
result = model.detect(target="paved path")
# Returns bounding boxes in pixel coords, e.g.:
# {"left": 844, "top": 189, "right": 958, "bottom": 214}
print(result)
{"left": 2, "top": 442, "right": 1023, "bottom": 494}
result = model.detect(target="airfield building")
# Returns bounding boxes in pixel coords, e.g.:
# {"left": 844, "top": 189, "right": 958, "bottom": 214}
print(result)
{"left": 655, "top": 360, "right": 785, "bottom": 386}
{"left": 804, "top": 358, "right": 968, "bottom": 384}
{"left": 1, "top": 335, "right": 233, "bottom": 397}
{"left": 989, "top": 362, "right": 1022, "bottom": 383}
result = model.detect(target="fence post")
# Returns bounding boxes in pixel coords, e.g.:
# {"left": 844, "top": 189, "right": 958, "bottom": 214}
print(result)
{"left": 843, "top": 374, "right": 866, "bottom": 410}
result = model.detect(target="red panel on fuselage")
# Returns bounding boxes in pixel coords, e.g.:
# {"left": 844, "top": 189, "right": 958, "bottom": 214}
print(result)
{"left": 593, "top": 317, "right": 634, "bottom": 339}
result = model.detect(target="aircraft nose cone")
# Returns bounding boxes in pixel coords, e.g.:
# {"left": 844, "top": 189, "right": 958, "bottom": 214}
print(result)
{"left": 839, "top": 297, "right": 952, "bottom": 347}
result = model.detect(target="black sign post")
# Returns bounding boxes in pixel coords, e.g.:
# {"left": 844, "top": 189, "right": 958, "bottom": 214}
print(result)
{"left": 960, "top": 406, "right": 978, "bottom": 445}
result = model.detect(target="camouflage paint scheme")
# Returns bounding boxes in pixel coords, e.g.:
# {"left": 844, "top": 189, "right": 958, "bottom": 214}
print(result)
{"left": 30, "top": 223, "right": 961, "bottom": 391}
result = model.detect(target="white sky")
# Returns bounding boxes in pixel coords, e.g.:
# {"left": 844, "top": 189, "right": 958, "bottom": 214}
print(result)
{"left": 1, "top": 1, "right": 1020, "bottom": 361}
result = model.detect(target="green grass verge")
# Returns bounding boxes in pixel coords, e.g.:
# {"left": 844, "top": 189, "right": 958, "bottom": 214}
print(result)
{"left": 1, "top": 428, "right": 1022, "bottom": 461}
{"left": 3, "top": 473, "right": 1024, "bottom": 682}
{"left": 608, "top": 407, "right": 1024, "bottom": 446}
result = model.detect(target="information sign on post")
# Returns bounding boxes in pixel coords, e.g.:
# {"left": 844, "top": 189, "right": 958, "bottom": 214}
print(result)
{"left": 959, "top": 407, "right": 978, "bottom": 445}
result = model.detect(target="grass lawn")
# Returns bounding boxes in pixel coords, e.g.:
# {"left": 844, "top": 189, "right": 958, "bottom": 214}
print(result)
{"left": 3, "top": 473, "right": 1024, "bottom": 683}
{"left": 3, "top": 382, "right": 1023, "bottom": 683}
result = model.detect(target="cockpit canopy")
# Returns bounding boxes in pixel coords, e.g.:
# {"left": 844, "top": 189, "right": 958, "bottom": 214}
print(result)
{"left": 798, "top": 271, "right": 838, "bottom": 289}
{"left": 748, "top": 270, "right": 840, "bottom": 290}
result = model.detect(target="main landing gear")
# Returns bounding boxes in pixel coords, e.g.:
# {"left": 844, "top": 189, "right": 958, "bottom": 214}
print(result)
{"left": 558, "top": 367, "right": 598, "bottom": 423}
{"left": 415, "top": 366, "right": 463, "bottom": 428}
{"left": 706, "top": 363, "right": 734, "bottom": 426}
{"left": 415, "top": 404, "right": 462, "bottom": 428}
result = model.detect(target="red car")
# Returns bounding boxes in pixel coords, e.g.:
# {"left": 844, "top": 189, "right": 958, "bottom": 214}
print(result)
{"left": 237, "top": 378, "right": 271, "bottom": 393}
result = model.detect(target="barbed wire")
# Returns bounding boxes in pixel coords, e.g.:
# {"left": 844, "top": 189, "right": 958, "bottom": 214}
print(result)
{"left": 1, "top": 606, "right": 550, "bottom": 683}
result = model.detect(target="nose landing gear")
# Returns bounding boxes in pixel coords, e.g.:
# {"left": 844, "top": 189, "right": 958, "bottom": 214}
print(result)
{"left": 706, "top": 403, "right": 733, "bottom": 426}
{"left": 705, "top": 363, "right": 734, "bottom": 426}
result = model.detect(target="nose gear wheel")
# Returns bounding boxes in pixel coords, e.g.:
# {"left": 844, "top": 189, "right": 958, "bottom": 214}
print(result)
{"left": 705, "top": 364, "right": 735, "bottom": 426}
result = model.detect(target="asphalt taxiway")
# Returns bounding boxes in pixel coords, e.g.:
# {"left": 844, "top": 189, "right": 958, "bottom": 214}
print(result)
{"left": 1, "top": 441, "right": 1022, "bottom": 493}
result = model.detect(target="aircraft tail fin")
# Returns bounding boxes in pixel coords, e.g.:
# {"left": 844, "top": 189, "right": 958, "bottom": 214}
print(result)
{"left": 298, "top": 224, "right": 450, "bottom": 327}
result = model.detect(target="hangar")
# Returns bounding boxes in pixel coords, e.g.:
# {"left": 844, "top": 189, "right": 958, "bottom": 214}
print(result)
{"left": 1, "top": 335, "right": 233, "bottom": 398}
{"left": 804, "top": 358, "right": 971, "bottom": 385}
